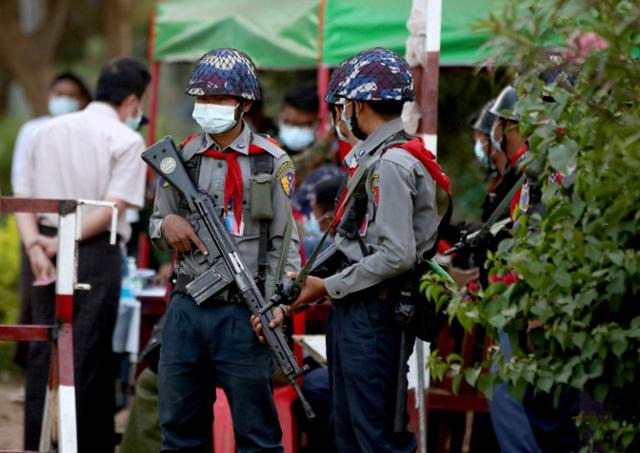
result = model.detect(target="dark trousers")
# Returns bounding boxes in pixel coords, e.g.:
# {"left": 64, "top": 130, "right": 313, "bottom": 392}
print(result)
{"left": 24, "top": 230, "right": 121, "bottom": 453}
{"left": 488, "top": 331, "right": 539, "bottom": 453}
{"left": 157, "top": 292, "right": 282, "bottom": 453}
{"left": 15, "top": 244, "right": 33, "bottom": 368}
{"left": 327, "top": 294, "right": 417, "bottom": 453}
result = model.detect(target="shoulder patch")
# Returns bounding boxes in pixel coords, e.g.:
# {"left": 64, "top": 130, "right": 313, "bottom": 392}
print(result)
{"left": 275, "top": 159, "right": 295, "bottom": 179}
{"left": 279, "top": 171, "right": 295, "bottom": 198}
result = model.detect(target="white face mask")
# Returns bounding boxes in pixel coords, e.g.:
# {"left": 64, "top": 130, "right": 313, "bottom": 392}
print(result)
{"left": 490, "top": 122, "right": 503, "bottom": 153}
{"left": 474, "top": 139, "right": 489, "bottom": 167}
{"left": 341, "top": 101, "right": 353, "bottom": 133}
{"left": 48, "top": 96, "right": 80, "bottom": 116}
{"left": 330, "top": 109, "right": 349, "bottom": 142}
{"left": 279, "top": 124, "right": 315, "bottom": 151}
{"left": 192, "top": 102, "right": 239, "bottom": 134}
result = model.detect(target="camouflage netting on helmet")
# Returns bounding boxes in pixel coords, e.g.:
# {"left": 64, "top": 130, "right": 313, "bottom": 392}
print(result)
{"left": 333, "top": 47, "right": 415, "bottom": 102}
{"left": 185, "top": 48, "right": 262, "bottom": 100}
{"left": 324, "top": 60, "right": 351, "bottom": 104}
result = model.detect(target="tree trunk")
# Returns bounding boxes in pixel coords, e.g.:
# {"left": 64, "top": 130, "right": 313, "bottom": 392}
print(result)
{"left": 0, "top": 0, "right": 70, "bottom": 116}
{"left": 8, "top": 61, "right": 53, "bottom": 116}
{"left": 104, "top": 0, "right": 132, "bottom": 59}
{"left": 0, "top": 66, "right": 11, "bottom": 116}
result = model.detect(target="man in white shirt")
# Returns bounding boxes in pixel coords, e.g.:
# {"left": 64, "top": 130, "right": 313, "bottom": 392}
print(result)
{"left": 14, "top": 58, "right": 150, "bottom": 453}
{"left": 12, "top": 72, "right": 92, "bottom": 370}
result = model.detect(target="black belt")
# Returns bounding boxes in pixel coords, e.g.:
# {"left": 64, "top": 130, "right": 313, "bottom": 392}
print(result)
{"left": 172, "top": 273, "right": 242, "bottom": 305}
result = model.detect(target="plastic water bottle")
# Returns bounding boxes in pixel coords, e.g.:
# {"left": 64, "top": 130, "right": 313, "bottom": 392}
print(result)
{"left": 127, "top": 257, "right": 143, "bottom": 296}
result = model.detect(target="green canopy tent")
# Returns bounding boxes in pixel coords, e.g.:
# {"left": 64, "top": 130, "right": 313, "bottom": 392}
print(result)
{"left": 147, "top": 0, "right": 499, "bottom": 142}
{"left": 139, "top": 0, "right": 500, "bottom": 270}
{"left": 152, "top": 0, "right": 496, "bottom": 67}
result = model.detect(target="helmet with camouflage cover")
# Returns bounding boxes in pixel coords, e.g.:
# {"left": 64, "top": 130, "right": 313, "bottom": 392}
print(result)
{"left": 332, "top": 47, "right": 415, "bottom": 102}
{"left": 324, "top": 59, "right": 351, "bottom": 104}
{"left": 490, "top": 85, "right": 519, "bottom": 121}
{"left": 185, "top": 48, "right": 261, "bottom": 100}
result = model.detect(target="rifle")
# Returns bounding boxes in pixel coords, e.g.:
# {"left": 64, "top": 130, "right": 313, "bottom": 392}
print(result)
{"left": 259, "top": 242, "right": 345, "bottom": 315}
{"left": 445, "top": 172, "right": 526, "bottom": 256}
{"left": 142, "top": 136, "right": 315, "bottom": 419}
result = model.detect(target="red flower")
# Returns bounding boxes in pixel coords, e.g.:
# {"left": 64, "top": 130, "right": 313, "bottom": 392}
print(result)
{"left": 489, "top": 271, "right": 519, "bottom": 287}
{"left": 467, "top": 280, "right": 479, "bottom": 293}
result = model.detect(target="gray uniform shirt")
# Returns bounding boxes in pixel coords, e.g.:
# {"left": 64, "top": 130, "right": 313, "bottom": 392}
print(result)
{"left": 149, "top": 123, "right": 301, "bottom": 298}
{"left": 324, "top": 118, "right": 439, "bottom": 300}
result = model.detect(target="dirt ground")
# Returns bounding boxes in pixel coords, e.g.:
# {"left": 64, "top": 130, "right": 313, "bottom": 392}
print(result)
{"left": 0, "top": 371, "right": 129, "bottom": 451}
{"left": 0, "top": 371, "right": 25, "bottom": 450}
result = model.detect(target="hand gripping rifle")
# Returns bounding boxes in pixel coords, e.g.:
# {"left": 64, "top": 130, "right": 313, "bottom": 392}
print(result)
{"left": 142, "top": 137, "right": 315, "bottom": 419}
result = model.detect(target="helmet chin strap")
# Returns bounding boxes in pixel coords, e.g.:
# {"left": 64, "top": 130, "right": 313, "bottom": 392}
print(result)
{"left": 501, "top": 131, "right": 510, "bottom": 166}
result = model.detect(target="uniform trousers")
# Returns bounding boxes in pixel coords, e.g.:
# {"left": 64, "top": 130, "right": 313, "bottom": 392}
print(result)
{"left": 24, "top": 228, "right": 121, "bottom": 452}
{"left": 488, "top": 330, "right": 539, "bottom": 453}
{"left": 327, "top": 292, "right": 417, "bottom": 452}
{"left": 157, "top": 292, "right": 282, "bottom": 453}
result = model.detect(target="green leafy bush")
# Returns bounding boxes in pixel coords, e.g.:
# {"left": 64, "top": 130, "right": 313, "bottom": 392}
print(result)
{"left": 0, "top": 216, "right": 21, "bottom": 371}
{"left": 0, "top": 216, "right": 20, "bottom": 324}
{"left": 424, "top": 0, "right": 640, "bottom": 449}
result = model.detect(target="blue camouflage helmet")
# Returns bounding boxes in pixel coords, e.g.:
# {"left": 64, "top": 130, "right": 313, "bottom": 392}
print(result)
{"left": 324, "top": 59, "right": 351, "bottom": 104}
{"left": 185, "top": 48, "right": 261, "bottom": 100}
{"left": 332, "top": 47, "right": 415, "bottom": 102}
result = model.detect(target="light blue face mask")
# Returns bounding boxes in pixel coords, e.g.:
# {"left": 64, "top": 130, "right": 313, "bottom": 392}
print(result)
{"left": 125, "top": 99, "right": 144, "bottom": 130}
{"left": 278, "top": 124, "right": 316, "bottom": 151}
{"left": 125, "top": 111, "right": 143, "bottom": 130}
{"left": 304, "top": 215, "right": 321, "bottom": 236}
{"left": 48, "top": 96, "right": 80, "bottom": 116}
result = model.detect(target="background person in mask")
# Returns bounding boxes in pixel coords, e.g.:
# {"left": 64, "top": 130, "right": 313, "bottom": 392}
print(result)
{"left": 13, "top": 58, "right": 150, "bottom": 453}
{"left": 278, "top": 85, "right": 318, "bottom": 155}
{"left": 11, "top": 72, "right": 92, "bottom": 192}
{"left": 11, "top": 71, "right": 92, "bottom": 370}
{"left": 279, "top": 85, "right": 338, "bottom": 184}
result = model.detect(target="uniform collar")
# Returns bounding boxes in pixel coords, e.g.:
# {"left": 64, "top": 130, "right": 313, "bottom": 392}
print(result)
{"left": 203, "top": 121, "right": 252, "bottom": 154}
{"left": 86, "top": 101, "right": 121, "bottom": 122}
{"left": 351, "top": 117, "right": 405, "bottom": 162}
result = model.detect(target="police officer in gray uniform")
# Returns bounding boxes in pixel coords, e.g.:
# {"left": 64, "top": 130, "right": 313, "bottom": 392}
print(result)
{"left": 149, "top": 48, "right": 299, "bottom": 453}
{"left": 283, "top": 48, "right": 447, "bottom": 452}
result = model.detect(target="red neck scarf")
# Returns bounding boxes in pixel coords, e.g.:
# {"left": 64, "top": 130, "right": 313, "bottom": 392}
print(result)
{"left": 394, "top": 137, "right": 451, "bottom": 195}
{"left": 202, "top": 143, "right": 266, "bottom": 222}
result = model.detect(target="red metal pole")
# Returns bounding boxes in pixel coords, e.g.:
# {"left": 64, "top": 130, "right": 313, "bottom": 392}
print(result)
{"left": 316, "top": 0, "right": 329, "bottom": 135}
{"left": 147, "top": 61, "right": 161, "bottom": 147}
{"left": 317, "top": 66, "right": 330, "bottom": 135}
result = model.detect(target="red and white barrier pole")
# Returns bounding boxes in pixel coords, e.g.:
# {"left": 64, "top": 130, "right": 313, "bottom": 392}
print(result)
{"left": 419, "top": 0, "right": 442, "bottom": 156}
{"left": 0, "top": 197, "right": 117, "bottom": 453}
